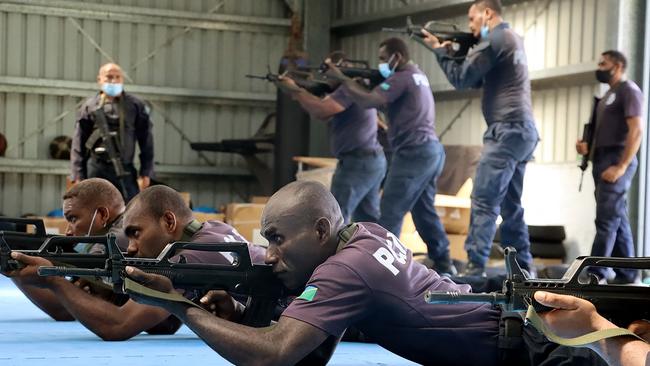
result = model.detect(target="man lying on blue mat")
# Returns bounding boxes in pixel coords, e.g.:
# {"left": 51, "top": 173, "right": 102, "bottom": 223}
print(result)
{"left": 126, "top": 181, "right": 607, "bottom": 366}
{"left": 4, "top": 185, "right": 265, "bottom": 341}
{"left": 4, "top": 178, "right": 128, "bottom": 321}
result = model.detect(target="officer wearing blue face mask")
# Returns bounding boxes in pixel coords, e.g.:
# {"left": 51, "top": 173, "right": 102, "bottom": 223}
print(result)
{"left": 325, "top": 38, "right": 455, "bottom": 276}
{"left": 422, "top": 0, "right": 539, "bottom": 276}
{"left": 71, "top": 63, "right": 154, "bottom": 202}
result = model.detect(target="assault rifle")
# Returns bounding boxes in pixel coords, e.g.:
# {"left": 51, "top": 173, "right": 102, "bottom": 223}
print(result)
{"left": 0, "top": 217, "right": 53, "bottom": 250}
{"left": 425, "top": 247, "right": 650, "bottom": 327}
{"left": 91, "top": 105, "right": 130, "bottom": 198}
{"left": 383, "top": 16, "right": 478, "bottom": 58}
{"left": 578, "top": 96, "right": 600, "bottom": 191}
{"left": 38, "top": 234, "right": 285, "bottom": 327}
{"left": 312, "top": 59, "right": 385, "bottom": 90}
{"left": 0, "top": 233, "right": 109, "bottom": 272}
{"left": 246, "top": 67, "right": 335, "bottom": 97}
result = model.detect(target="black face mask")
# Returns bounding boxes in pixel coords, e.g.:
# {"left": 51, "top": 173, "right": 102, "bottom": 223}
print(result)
{"left": 595, "top": 68, "right": 614, "bottom": 83}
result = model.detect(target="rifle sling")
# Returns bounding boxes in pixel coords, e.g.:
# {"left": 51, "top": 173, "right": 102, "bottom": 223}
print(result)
{"left": 181, "top": 219, "right": 203, "bottom": 242}
{"left": 123, "top": 277, "right": 201, "bottom": 310}
{"left": 525, "top": 305, "right": 646, "bottom": 347}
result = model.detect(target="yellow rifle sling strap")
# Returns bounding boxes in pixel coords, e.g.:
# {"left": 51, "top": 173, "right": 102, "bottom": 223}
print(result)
{"left": 525, "top": 305, "right": 646, "bottom": 347}
{"left": 123, "top": 277, "right": 201, "bottom": 309}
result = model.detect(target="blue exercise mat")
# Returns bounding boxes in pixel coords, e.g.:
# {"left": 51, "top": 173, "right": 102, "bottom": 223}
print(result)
{"left": 0, "top": 277, "right": 416, "bottom": 365}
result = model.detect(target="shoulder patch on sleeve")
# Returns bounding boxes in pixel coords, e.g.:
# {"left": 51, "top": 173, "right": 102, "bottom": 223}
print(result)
{"left": 297, "top": 285, "right": 318, "bottom": 301}
{"left": 380, "top": 82, "right": 391, "bottom": 91}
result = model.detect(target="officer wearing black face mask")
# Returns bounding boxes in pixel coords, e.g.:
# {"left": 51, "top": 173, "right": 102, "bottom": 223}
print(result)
{"left": 576, "top": 50, "right": 644, "bottom": 285}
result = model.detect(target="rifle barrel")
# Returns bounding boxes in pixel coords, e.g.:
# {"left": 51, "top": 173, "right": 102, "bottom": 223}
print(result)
{"left": 38, "top": 266, "right": 109, "bottom": 278}
{"left": 245, "top": 74, "right": 267, "bottom": 80}
{"left": 424, "top": 290, "right": 507, "bottom": 305}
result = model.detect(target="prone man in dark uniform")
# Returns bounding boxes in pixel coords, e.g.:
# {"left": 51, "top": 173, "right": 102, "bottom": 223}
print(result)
{"left": 3, "top": 178, "right": 128, "bottom": 321}
{"left": 5, "top": 185, "right": 266, "bottom": 341}
{"left": 423, "top": 0, "right": 539, "bottom": 276}
{"left": 126, "top": 181, "right": 606, "bottom": 366}
{"left": 324, "top": 38, "right": 455, "bottom": 276}
{"left": 71, "top": 63, "right": 154, "bottom": 202}
{"left": 275, "top": 51, "right": 386, "bottom": 224}
{"left": 576, "top": 50, "right": 644, "bottom": 284}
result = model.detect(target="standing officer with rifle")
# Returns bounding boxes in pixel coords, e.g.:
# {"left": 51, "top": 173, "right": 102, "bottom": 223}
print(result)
{"left": 576, "top": 50, "right": 644, "bottom": 285}
{"left": 273, "top": 51, "right": 386, "bottom": 225}
{"left": 323, "top": 38, "right": 455, "bottom": 276}
{"left": 71, "top": 63, "right": 154, "bottom": 202}
{"left": 422, "top": 0, "right": 539, "bottom": 277}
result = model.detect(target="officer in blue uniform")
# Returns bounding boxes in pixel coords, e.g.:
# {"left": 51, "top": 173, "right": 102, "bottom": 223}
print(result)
{"left": 577, "top": 50, "right": 644, "bottom": 284}
{"left": 423, "top": 0, "right": 539, "bottom": 276}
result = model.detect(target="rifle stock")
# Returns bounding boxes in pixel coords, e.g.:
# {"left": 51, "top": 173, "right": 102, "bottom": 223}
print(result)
{"left": 425, "top": 247, "right": 650, "bottom": 327}
{"left": 38, "top": 234, "right": 286, "bottom": 327}
{"left": 0, "top": 217, "right": 52, "bottom": 250}
{"left": 0, "top": 233, "right": 109, "bottom": 272}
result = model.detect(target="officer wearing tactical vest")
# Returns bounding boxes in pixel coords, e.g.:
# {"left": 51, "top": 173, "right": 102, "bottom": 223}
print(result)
{"left": 71, "top": 63, "right": 154, "bottom": 202}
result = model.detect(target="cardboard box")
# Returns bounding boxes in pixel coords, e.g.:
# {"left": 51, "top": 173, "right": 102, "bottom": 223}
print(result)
{"left": 532, "top": 257, "right": 564, "bottom": 267}
{"left": 193, "top": 212, "right": 225, "bottom": 223}
{"left": 434, "top": 199, "right": 471, "bottom": 235}
{"left": 434, "top": 178, "right": 472, "bottom": 235}
{"left": 225, "top": 203, "right": 265, "bottom": 242}
{"left": 179, "top": 192, "right": 191, "bottom": 208}
{"left": 41, "top": 217, "right": 69, "bottom": 235}
{"left": 399, "top": 212, "right": 467, "bottom": 261}
{"left": 250, "top": 196, "right": 270, "bottom": 204}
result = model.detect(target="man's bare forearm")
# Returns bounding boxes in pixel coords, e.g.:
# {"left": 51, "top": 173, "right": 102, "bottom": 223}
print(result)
{"left": 590, "top": 337, "right": 650, "bottom": 366}
{"left": 11, "top": 279, "right": 74, "bottom": 321}
{"left": 292, "top": 92, "right": 335, "bottom": 120}
{"left": 169, "top": 303, "right": 286, "bottom": 366}
{"left": 49, "top": 278, "right": 164, "bottom": 340}
{"left": 618, "top": 119, "right": 642, "bottom": 169}
{"left": 341, "top": 78, "right": 385, "bottom": 109}
{"left": 168, "top": 303, "right": 323, "bottom": 366}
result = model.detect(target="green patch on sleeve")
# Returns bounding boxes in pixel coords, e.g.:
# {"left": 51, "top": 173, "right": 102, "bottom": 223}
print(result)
{"left": 380, "top": 82, "right": 391, "bottom": 91}
{"left": 297, "top": 286, "right": 318, "bottom": 302}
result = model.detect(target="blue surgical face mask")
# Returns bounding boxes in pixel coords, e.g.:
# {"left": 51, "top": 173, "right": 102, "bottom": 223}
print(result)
{"left": 378, "top": 54, "right": 396, "bottom": 79}
{"left": 480, "top": 13, "right": 490, "bottom": 39}
{"left": 102, "top": 82, "right": 123, "bottom": 97}
{"left": 480, "top": 25, "right": 489, "bottom": 39}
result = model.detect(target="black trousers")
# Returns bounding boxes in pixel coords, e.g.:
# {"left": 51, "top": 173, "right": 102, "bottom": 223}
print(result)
{"left": 500, "top": 320, "right": 608, "bottom": 366}
{"left": 87, "top": 158, "right": 139, "bottom": 202}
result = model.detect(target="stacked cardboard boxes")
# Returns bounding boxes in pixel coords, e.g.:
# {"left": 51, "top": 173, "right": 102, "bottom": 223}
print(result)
{"left": 224, "top": 203, "right": 265, "bottom": 243}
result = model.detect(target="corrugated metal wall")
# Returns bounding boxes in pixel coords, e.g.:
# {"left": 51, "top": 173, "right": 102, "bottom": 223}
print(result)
{"left": 336, "top": 0, "right": 611, "bottom": 163}
{"left": 0, "top": 0, "right": 290, "bottom": 216}
{"left": 332, "top": 0, "right": 628, "bottom": 256}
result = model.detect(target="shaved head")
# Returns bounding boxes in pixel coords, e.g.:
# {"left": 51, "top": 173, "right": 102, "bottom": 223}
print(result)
{"left": 262, "top": 181, "right": 343, "bottom": 230}
{"left": 63, "top": 178, "right": 124, "bottom": 212}
{"left": 261, "top": 181, "right": 344, "bottom": 289}
{"left": 98, "top": 63, "right": 123, "bottom": 77}
{"left": 125, "top": 185, "right": 192, "bottom": 223}
{"left": 62, "top": 178, "right": 125, "bottom": 236}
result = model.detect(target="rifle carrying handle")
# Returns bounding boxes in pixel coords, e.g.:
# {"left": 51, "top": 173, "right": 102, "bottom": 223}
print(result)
{"left": 0, "top": 217, "right": 47, "bottom": 237}
{"left": 159, "top": 241, "right": 253, "bottom": 267}
{"left": 39, "top": 235, "right": 107, "bottom": 253}
{"left": 573, "top": 256, "right": 650, "bottom": 273}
